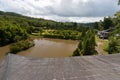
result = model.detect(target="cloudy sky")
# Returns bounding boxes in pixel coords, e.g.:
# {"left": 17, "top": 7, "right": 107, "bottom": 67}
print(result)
{"left": 0, "top": 0, "right": 119, "bottom": 23}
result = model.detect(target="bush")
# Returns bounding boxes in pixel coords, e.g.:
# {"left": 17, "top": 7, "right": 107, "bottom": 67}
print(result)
{"left": 10, "top": 40, "right": 35, "bottom": 54}
{"left": 108, "top": 37, "right": 120, "bottom": 54}
{"left": 73, "top": 48, "right": 80, "bottom": 56}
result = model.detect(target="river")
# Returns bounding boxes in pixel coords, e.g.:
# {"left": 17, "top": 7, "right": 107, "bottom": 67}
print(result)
{"left": 18, "top": 38, "right": 79, "bottom": 58}
{"left": 0, "top": 45, "right": 10, "bottom": 61}
{"left": 0, "top": 38, "right": 79, "bottom": 60}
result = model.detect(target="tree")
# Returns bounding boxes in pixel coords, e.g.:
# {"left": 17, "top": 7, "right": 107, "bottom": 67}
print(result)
{"left": 108, "top": 37, "right": 120, "bottom": 54}
{"left": 107, "top": 12, "right": 120, "bottom": 54}
{"left": 82, "top": 30, "right": 97, "bottom": 55}
{"left": 98, "top": 20, "right": 104, "bottom": 30}
{"left": 94, "top": 22, "right": 99, "bottom": 29}
{"left": 73, "top": 30, "right": 97, "bottom": 56}
{"left": 0, "top": 22, "right": 28, "bottom": 46}
{"left": 103, "top": 17, "right": 113, "bottom": 29}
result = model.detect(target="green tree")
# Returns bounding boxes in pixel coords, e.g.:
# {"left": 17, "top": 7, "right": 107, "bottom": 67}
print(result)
{"left": 107, "top": 12, "right": 120, "bottom": 54}
{"left": 108, "top": 37, "right": 120, "bottom": 54}
{"left": 73, "top": 30, "right": 97, "bottom": 56}
{"left": 103, "top": 17, "right": 113, "bottom": 29}
{"left": 0, "top": 22, "right": 28, "bottom": 46}
{"left": 98, "top": 20, "right": 104, "bottom": 30}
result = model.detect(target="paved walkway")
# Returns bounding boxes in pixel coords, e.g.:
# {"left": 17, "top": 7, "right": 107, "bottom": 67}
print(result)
{"left": 0, "top": 54, "right": 120, "bottom": 80}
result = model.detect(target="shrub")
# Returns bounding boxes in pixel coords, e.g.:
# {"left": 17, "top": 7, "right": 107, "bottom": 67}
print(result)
{"left": 10, "top": 40, "right": 35, "bottom": 54}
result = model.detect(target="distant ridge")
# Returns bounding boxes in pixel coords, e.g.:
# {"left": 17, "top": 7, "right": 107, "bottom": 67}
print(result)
{"left": 0, "top": 11, "right": 24, "bottom": 17}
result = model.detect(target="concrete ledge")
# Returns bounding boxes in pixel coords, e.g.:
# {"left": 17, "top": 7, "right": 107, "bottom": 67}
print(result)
{"left": 0, "top": 53, "right": 120, "bottom": 80}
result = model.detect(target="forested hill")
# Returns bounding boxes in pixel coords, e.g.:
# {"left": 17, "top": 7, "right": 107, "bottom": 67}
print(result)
{"left": 0, "top": 11, "right": 94, "bottom": 30}
{"left": 0, "top": 11, "right": 94, "bottom": 46}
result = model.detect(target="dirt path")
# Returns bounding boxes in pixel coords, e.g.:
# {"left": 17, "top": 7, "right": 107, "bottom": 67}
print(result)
{"left": 96, "top": 42, "right": 103, "bottom": 55}
{"left": 95, "top": 36, "right": 108, "bottom": 55}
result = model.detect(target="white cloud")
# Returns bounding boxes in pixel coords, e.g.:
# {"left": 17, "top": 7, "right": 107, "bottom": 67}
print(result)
{"left": 0, "top": 0, "right": 119, "bottom": 23}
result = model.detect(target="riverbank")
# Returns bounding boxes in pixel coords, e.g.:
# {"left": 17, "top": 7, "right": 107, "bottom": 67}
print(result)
{"left": 32, "top": 30, "right": 81, "bottom": 40}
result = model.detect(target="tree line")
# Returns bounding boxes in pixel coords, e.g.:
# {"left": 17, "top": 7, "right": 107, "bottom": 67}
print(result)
{"left": 42, "top": 30, "right": 81, "bottom": 40}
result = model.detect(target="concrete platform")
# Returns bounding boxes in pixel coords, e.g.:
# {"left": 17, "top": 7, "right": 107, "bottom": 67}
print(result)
{"left": 0, "top": 54, "right": 120, "bottom": 80}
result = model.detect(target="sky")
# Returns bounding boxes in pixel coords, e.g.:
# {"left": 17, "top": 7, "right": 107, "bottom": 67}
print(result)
{"left": 0, "top": 0, "right": 120, "bottom": 23}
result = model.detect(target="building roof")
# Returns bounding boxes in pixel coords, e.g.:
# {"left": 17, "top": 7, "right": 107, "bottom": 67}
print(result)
{"left": 0, "top": 54, "right": 120, "bottom": 80}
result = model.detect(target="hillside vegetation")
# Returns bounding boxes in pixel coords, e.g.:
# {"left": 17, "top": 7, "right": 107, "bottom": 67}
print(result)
{"left": 0, "top": 10, "right": 119, "bottom": 55}
{"left": 94, "top": 12, "right": 120, "bottom": 54}
{"left": 0, "top": 11, "right": 94, "bottom": 46}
